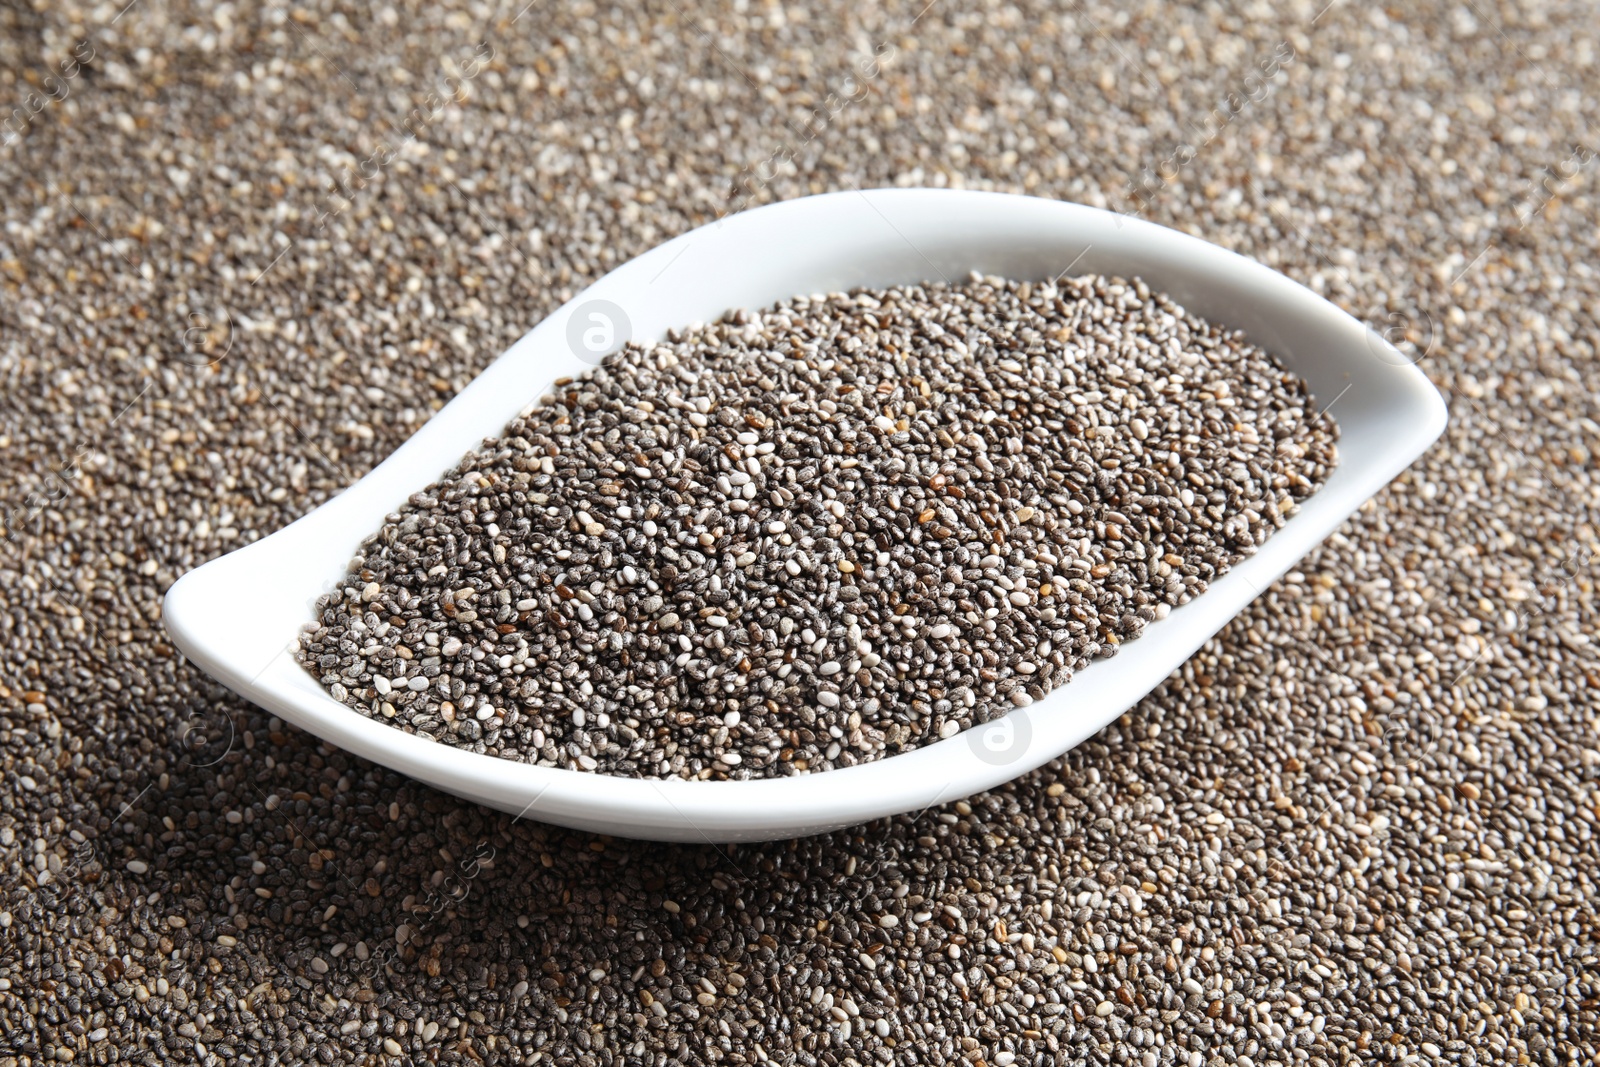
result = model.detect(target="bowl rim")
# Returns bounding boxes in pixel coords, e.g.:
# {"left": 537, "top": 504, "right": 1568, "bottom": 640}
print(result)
{"left": 163, "top": 187, "right": 1447, "bottom": 841}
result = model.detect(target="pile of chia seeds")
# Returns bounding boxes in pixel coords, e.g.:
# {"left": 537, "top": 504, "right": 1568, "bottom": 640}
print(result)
{"left": 6, "top": 0, "right": 1597, "bottom": 1060}
{"left": 296, "top": 275, "right": 1338, "bottom": 777}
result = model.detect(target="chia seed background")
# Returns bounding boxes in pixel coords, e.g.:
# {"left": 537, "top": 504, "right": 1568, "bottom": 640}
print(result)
{"left": 0, "top": 1, "right": 1595, "bottom": 1065}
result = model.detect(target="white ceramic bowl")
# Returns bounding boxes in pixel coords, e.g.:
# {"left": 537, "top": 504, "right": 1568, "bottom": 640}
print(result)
{"left": 163, "top": 188, "right": 1447, "bottom": 842}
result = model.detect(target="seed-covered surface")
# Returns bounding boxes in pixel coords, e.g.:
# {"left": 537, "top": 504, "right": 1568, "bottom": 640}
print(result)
{"left": 3, "top": 0, "right": 1599, "bottom": 1064}
{"left": 298, "top": 277, "right": 1337, "bottom": 777}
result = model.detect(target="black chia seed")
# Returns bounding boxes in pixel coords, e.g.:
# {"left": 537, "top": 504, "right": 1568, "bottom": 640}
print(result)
{"left": 297, "top": 275, "right": 1338, "bottom": 778}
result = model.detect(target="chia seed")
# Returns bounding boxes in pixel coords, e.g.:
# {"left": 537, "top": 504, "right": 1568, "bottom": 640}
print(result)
{"left": 296, "top": 275, "right": 1338, "bottom": 778}
{"left": 5, "top": 2, "right": 1587, "bottom": 1059}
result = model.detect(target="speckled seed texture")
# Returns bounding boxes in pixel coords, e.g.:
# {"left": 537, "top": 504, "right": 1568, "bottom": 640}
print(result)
{"left": 297, "top": 277, "right": 1337, "bottom": 779}
{"left": 1, "top": 0, "right": 1596, "bottom": 1065}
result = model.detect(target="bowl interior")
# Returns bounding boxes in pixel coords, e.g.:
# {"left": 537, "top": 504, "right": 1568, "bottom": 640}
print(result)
{"left": 164, "top": 189, "right": 1445, "bottom": 841}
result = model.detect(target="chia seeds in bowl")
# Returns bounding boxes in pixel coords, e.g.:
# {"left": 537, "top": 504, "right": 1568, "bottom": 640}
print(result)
{"left": 296, "top": 274, "right": 1338, "bottom": 779}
